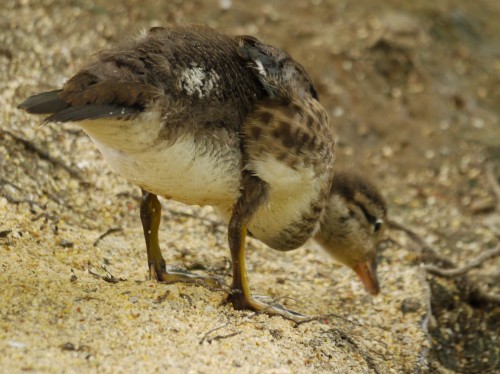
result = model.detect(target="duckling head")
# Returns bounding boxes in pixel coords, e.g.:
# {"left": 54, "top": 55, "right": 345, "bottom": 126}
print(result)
{"left": 315, "top": 171, "right": 387, "bottom": 295}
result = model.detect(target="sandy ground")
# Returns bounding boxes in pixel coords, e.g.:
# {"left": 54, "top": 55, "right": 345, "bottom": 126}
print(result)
{"left": 1, "top": 0, "right": 499, "bottom": 373}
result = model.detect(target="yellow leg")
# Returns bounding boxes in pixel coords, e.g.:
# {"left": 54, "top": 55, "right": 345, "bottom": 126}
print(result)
{"left": 140, "top": 189, "right": 219, "bottom": 286}
{"left": 227, "top": 184, "right": 309, "bottom": 322}
{"left": 228, "top": 220, "right": 251, "bottom": 308}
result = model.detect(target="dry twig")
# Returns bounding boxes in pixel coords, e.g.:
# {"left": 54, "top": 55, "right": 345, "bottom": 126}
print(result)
{"left": 424, "top": 245, "right": 500, "bottom": 277}
{"left": 88, "top": 265, "right": 126, "bottom": 284}
{"left": 1, "top": 129, "right": 83, "bottom": 180}
{"left": 199, "top": 323, "right": 242, "bottom": 345}
{"left": 206, "top": 331, "right": 242, "bottom": 343}
{"left": 485, "top": 163, "right": 500, "bottom": 211}
{"left": 93, "top": 227, "right": 123, "bottom": 247}
{"left": 199, "top": 312, "right": 259, "bottom": 345}
{"left": 293, "top": 313, "right": 362, "bottom": 327}
{"left": 388, "top": 220, "right": 500, "bottom": 305}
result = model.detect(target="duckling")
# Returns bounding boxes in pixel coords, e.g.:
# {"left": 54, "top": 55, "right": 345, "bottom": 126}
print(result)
{"left": 18, "top": 25, "right": 384, "bottom": 320}
{"left": 315, "top": 171, "right": 387, "bottom": 296}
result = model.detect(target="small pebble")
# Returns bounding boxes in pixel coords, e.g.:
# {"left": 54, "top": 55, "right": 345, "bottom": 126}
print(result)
{"left": 401, "top": 298, "right": 421, "bottom": 314}
{"left": 8, "top": 341, "right": 26, "bottom": 349}
{"left": 60, "top": 342, "right": 77, "bottom": 351}
{"left": 60, "top": 239, "right": 74, "bottom": 248}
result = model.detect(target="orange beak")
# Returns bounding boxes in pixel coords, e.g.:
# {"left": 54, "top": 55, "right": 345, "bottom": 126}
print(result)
{"left": 352, "top": 259, "right": 380, "bottom": 295}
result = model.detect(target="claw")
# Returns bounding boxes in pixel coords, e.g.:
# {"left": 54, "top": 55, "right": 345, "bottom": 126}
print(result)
{"left": 228, "top": 293, "right": 309, "bottom": 322}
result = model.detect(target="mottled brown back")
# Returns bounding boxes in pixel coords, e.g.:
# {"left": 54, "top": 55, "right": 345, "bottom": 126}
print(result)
{"left": 21, "top": 25, "right": 270, "bottom": 132}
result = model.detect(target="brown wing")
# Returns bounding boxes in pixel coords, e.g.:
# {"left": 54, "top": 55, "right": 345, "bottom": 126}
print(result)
{"left": 242, "top": 96, "right": 334, "bottom": 175}
{"left": 237, "top": 35, "right": 319, "bottom": 101}
{"left": 240, "top": 96, "right": 335, "bottom": 250}
{"left": 19, "top": 26, "right": 265, "bottom": 130}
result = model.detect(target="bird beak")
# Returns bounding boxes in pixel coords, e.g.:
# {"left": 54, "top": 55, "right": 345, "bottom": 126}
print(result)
{"left": 352, "top": 259, "right": 380, "bottom": 295}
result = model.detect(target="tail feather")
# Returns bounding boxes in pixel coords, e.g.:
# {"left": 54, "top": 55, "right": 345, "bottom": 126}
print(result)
{"left": 17, "top": 89, "right": 69, "bottom": 114}
{"left": 18, "top": 79, "right": 158, "bottom": 122}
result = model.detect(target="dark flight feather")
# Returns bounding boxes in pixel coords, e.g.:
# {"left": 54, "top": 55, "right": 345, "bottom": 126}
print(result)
{"left": 45, "top": 105, "right": 138, "bottom": 122}
{"left": 17, "top": 90, "right": 69, "bottom": 114}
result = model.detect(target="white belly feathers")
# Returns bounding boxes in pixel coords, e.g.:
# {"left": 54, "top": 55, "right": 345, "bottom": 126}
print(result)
{"left": 78, "top": 109, "right": 323, "bottom": 250}
{"left": 78, "top": 111, "right": 242, "bottom": 207}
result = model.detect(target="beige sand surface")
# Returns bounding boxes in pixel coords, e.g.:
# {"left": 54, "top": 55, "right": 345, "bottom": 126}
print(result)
{"left": 2, "top": 0, "right": 499, "bottom": 372}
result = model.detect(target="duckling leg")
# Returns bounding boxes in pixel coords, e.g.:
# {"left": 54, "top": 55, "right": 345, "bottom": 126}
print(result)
{"left": 227, "top": 174, "right": 309, "bottom": 322}
{"left": 140, "top": 189, "right": 218, "bottom": 285}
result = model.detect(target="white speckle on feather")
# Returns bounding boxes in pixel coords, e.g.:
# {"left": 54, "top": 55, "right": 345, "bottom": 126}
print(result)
{"left": 219, "top": 0, "right": 232, "bottom": 9}
{"left": 179, "top": 66, "right": 220, "bottom": 98}
{"left": 254, "top": 59, "right": 267, "bottom": 77}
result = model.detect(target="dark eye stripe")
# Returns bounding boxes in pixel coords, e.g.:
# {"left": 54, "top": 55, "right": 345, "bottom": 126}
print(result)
{"left": 356, "top": 203, "right": 377, "bottom": 224}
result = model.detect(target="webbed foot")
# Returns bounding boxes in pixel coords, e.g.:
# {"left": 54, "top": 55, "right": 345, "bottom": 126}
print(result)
{"left": 150, "top": 264, "right": 221, "bottom": 288}
{"left": 228, "top": 292, "right": 309, "bottom": 322}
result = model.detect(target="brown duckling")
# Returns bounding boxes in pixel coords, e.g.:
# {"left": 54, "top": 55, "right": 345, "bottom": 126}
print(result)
{"left": 18, "top": 25, "right": 384, "bottom": 320}
{"left": 315, "top": 171, "right": 387, "bottom": 296}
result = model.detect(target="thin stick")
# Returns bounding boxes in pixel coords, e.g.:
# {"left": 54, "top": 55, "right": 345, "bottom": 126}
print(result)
{"left": 93, "top": 227, "right": 123, "bottom": 247}
{"left": 199, "top": 323, "right": 230, "bottom": 344}
{"left": 88, "top": 265, "right": 126, "bottom": 284}
{"left": 1, "top": 129, "right": 84, "bottom": 180}
{"left": 424, "top": 245, "right": 500, "bottom": 277}
{"left": 199, "top": 312, "right": 258, "bottom": 345}
{"left": 486, "top": 163, "right": 500, "bottom": 211}
{"left": 206, "top": 331, "right": 242, "bottom": 344}
{"left": 388, "top": 219, "right": 500, "bottom": 305}
{"left": 387, "top": 220, "right": 432, "bottom": 251}
{"left": 293, "top": 313, "right": 362, "bottom": 327}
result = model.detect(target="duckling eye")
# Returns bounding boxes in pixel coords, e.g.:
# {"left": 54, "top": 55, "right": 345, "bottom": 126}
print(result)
{"left": 373, "top": 219, "right": 383, "bottom": 233}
